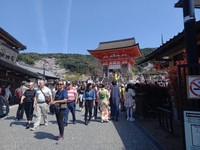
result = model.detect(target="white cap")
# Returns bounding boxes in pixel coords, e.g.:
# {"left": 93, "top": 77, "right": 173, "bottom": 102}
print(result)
{"left": 87, "top": 80, "right": 93, "bottom": 84}
{"left": 128, "top": 80, "right": 134, "bottom": 84}
{"left": 66, "top": 81, "right": 71, "bottom": 84}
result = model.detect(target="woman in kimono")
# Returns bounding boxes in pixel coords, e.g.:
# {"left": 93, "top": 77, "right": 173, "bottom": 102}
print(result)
{"left": 98, "top": 83, "right": 110, "bottom": 123}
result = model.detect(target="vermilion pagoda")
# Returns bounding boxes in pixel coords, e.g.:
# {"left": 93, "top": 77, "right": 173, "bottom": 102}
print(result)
{"left": 88, "top": 37, "right": 142, "bottom": 81}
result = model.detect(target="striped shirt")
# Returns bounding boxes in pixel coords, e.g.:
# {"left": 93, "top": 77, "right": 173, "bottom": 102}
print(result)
{"left": 67, "top": 87, "right": 77, "bottom": 102}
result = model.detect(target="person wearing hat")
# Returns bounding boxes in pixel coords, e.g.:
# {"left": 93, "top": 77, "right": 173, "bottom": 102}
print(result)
{"left": 64, "top": 81, "right": 78, "bottom": 126}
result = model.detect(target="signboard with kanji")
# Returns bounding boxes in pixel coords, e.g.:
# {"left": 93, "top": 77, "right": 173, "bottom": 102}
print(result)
{"left": 187, "top": 76, "right": 200, "bottom": 99}
{"left": 184, "top": 110, "right": 200, "bottom": 150}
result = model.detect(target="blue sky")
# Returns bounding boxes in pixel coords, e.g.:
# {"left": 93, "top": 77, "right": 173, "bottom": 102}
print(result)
{"left": 0, "top": 0, "right": 199, "bottom": 54}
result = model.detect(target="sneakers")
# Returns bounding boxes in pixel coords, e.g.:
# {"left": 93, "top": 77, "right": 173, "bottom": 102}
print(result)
{"left": 85, "top": 121, "right": 88, "bottom": 125}
{"left": 127, "top": 117, "right": 130, "bottom": 121}
{"left": 130, "top": 118, "right": 135, "bottom": 122}
{"left": 30, "top": 126, "right": 39, "bottom": 131}
{"left": 58, "top": 136, "right": 64, "bottom": 142}
{"left": 44, "top": 123, "right": 48, "bottom": 126}
{"left": 56, "top": 136, "right": 64, "bottom": 144}
{"left": 26, "top": 123, "right": 31, "bottom": 129}
{"left": 73, "top": 120, "right": 76, "bottom": 125}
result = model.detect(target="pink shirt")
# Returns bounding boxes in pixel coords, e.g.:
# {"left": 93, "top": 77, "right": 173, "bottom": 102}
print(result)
{"left": 67, "top": 87, "right": 77, "bottom": 102}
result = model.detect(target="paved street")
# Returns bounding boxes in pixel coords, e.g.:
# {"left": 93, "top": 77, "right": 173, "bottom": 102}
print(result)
{"left": 0, "top": 105, "right": 163, "bottom": 150}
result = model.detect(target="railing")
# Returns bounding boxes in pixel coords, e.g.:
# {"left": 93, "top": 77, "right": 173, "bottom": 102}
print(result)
{"left": 157, "top": 106, "right": 173, "bottom": 134}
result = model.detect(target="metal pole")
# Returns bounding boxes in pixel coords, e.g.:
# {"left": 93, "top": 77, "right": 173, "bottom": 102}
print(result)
{"left": 43, "top": 64, "right": 45, "bottom": 80}
{"left": 183, "top": 0, "right": 198, "bottom": 65}
{"left": 181, "top": 1, "right": 198, "bottom": 149}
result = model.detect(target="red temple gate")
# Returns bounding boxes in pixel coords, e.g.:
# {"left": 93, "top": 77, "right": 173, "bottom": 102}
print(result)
{"left": 88, "top": 37, "right": 142, "bottom": 82}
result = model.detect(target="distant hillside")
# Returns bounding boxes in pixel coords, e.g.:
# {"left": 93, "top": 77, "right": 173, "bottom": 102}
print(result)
{"left": 135, "top": 48, "right": 156, "bottom": 63}
{"left": 17, "top": 48, "right": 155, "bottom": 80}
{"left": 17, "top": 53, "right": 103, "bottom": 80}
{"left": 140, "top": 48, "right": 156, "bottom": 56}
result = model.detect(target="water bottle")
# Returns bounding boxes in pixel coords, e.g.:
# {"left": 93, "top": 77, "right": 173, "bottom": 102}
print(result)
{"left": 2, "top": 105, "right": 6, "bottom": 114}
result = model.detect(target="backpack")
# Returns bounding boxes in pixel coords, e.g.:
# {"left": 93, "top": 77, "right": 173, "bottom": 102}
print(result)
{"left": 15, "top": 88, "right": 23, "bottom": 99}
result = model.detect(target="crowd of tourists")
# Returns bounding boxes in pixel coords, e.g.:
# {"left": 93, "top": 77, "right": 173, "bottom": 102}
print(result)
{"left": 4, "top": 79, "right": 137, "bottom": 143}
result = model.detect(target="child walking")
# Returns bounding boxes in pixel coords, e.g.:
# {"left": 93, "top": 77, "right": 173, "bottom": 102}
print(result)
{"left": 124, "top": 81, "right": 135, "bottom": 122}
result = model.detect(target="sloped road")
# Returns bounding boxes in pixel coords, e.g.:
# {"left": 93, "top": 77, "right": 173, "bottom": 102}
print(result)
{"left": 0, "top": 105, "right": 163, "bottom": 150}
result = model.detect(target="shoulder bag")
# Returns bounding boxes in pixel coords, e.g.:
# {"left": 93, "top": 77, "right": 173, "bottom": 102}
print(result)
{"left": 40, "top": 89, "right": 51, "bottom": 104}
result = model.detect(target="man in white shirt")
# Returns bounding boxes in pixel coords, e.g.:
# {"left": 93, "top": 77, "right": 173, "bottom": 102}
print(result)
{"left": 31, "top": 80, "right": 52, "bottom": 131}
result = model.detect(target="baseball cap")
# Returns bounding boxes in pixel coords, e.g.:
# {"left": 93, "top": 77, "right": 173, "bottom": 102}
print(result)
{"left": 66, "top": 81, "right": 71, "bottom": 85}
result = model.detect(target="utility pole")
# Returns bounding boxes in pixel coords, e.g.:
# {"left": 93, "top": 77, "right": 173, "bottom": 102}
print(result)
{"left": 182, "top": 0, "right": 198, "bottom": 65}
{"left": 43, "top": 63, "right": 45, "bottom": 80}
{"left": 175, "top": 1, "right": 200, "bottom": 149}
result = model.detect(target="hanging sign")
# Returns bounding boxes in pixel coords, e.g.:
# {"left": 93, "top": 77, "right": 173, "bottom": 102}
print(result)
{"left": 187, "top": 76, "right": 200, "bottom": 99}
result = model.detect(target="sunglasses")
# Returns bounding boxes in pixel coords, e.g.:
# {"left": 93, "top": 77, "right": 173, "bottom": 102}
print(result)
{"left": 57, "top": 83, "right": 63, "bottom": 85}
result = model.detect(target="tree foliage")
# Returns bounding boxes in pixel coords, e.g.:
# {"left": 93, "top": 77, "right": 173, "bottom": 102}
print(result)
{"left": 17, "top": 53, "right": 102, "bottom": 76}
{"left": 17, "top": 53, "right": 43, "bottom": 65}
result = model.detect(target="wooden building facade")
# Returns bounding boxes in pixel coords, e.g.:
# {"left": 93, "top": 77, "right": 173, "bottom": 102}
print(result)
{"left": 0, "top": 27, "right": 59, "bottom": 87}
{"left": 0, "top": 27, "right": 40, "bottom": 85}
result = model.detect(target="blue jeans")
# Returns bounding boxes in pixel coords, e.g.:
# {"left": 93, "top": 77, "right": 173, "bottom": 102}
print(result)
{"left": 64, "top": 101, "right": 76, "bottom": 124}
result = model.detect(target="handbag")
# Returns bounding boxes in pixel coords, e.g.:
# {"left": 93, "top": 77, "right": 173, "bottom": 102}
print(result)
{"left": 40, "top": 89, "right": 51, "bottom": 104}
{"left": 60, "top": 103, "right": 67, "bottom": 109}
{"left": 49, "top": 103, "right": 60, "bottom": 114}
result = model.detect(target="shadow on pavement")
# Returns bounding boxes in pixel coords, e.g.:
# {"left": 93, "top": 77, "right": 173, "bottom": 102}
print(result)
{"left": 34, "top": 131, "right": 56, "bottom": 140}
{"left": 10, "top": 121, "right": 27, "bottom": 127}
{"left": 69, "top": 119, "right": 85, "bottom": 125}
{"left": 5, "top": 115, "right": 17, "bottom": 120}
{"left": 49, "top": 120, "right": 58, "bottom": 125}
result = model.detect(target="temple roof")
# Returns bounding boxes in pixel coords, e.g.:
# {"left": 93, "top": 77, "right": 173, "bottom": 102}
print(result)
{"left": 0, "top": 27, "right": 26, "bottom": 50}
{"left": 88, "top": 37, "right": 136, "bottom": 51}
